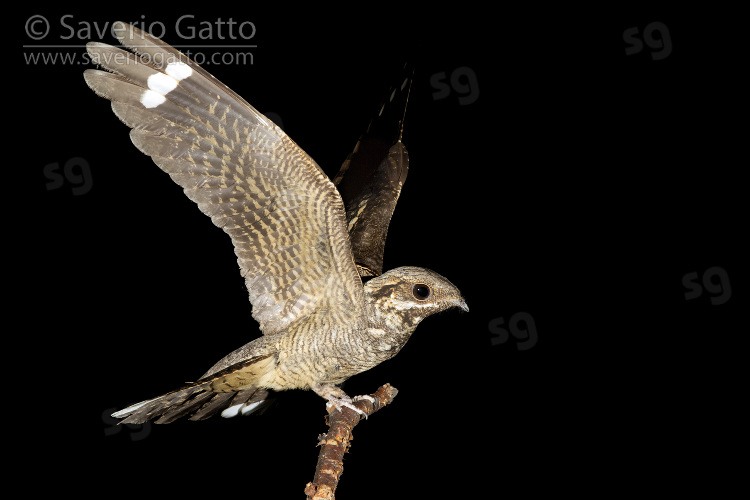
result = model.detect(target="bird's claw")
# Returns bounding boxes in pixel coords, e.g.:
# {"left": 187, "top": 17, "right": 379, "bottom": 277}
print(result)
{"left": 353, "top": 395, "right": 376, "bottom": 405}
{"left": 326, "top": 396, "right": 368, "bottom": 419}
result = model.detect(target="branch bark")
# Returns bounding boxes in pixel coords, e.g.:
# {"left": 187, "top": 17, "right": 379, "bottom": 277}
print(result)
{"left": 304, "top": 383, "right": 399, "bottom": 500}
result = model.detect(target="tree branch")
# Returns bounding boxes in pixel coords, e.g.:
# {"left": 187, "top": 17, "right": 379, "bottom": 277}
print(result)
{"left": 304, "top": 383, "right": 399, "bottom": 500}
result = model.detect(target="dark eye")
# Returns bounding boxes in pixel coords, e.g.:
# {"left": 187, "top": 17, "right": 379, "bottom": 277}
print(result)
{"left": 412, "top": 284, "right": 431, "bottom": 300}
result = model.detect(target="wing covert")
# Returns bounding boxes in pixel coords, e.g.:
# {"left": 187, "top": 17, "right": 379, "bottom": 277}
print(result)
{"left": 83, "top": 22, "right": 363, "bottom": 335}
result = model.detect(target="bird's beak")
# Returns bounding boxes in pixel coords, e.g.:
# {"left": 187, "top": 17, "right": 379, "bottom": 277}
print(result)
{"left": 455, "top": 298, "right": 469, "bottom": 312}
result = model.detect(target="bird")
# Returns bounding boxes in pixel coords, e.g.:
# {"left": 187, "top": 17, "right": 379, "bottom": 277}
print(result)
{"left": 83, "top": 22, "right": 467, "bottom": 425}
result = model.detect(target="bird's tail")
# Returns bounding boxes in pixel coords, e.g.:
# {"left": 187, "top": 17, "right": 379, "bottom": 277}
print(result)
{"left": 112, "top": 382, "right": 270, "bottom": 424}
{"left": 112, "top": 353, "right": 278, "bottom": 424}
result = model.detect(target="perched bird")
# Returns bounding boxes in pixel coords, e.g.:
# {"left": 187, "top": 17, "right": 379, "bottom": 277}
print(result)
{"left": 84, "top": 22, "right": 467, "bottom": 425}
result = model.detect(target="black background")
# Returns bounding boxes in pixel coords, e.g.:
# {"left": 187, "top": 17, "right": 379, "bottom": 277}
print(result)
{"left": 19, "top": 6, "right": 744, "bottom": 498}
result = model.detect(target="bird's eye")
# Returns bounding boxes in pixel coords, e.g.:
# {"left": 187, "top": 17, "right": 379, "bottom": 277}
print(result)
{"left": 412, "top": 284, "right": 431, "bottom": 300}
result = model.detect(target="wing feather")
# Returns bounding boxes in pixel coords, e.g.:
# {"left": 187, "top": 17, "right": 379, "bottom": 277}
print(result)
{"left": 333, "top": 64, "right": 413, "bottom": 276}
{"left": 84, "top": 23, "right": 362, "bottom": 335}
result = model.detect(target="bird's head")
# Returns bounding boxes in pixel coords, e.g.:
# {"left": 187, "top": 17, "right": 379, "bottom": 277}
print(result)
{"left": 363, "top": 266, "right": 468, "bottom": 333}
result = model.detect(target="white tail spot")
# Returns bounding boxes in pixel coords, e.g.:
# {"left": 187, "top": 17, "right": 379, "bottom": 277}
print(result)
{"left": 221, "top": 403, "right": 243, "bottom": 418}
{"left": 221, "top": 400, "right": 264, "bottom": 418}
{"left": 241, "top": 400, "right": 264, "bottom": 415}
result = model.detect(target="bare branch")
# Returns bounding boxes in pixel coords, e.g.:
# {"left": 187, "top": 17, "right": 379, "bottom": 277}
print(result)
{"left": 304, "top": 384, "right": 399, "bottom": 500}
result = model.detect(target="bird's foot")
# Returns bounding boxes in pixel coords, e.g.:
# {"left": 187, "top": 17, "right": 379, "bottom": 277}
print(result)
{"left": 325, "top": 395, "right": 368, "bottom": 419}
{"left": 353, "top": 395, "right": 376, "bottom": 404}
{"left": 313, "top": 383, "right": 368, "bottom": 419}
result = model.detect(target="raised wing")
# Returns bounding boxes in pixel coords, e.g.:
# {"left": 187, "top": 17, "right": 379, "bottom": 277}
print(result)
{"left": 333, "top": 64, "right": 413, "bottom": 277}
{"left": 83, "top": 22, "right": 363, "bottom": 335}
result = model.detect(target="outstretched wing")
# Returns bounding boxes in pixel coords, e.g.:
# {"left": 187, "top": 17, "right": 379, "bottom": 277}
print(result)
{"left": 333, "top": 63, "right": 413, "bottom": 277}
{"left": 84, "top": 22, "right": 363, "bottom": 335}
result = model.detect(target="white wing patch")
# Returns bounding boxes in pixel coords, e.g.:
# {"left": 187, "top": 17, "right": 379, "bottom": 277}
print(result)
{"left": 140, "top": 89, "right": 166, "bottom": 108}
{"left": 146, "top": 72, "right": 178, "bottom": 95}
{"left": 165, "top": 61, "right": 193, "bottom": 80}
{"left": 140, "top": 61, "right": 193, "bottom": 108}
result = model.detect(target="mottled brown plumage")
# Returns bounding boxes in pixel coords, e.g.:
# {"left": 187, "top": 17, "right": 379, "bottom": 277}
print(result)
{"left": 84, "top": 23, "right": 466, "bottom": 425}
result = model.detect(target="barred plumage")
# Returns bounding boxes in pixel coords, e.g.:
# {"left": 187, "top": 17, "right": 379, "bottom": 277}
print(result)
{"left": 86, "top": 23, "right": 466, "bottom": 424}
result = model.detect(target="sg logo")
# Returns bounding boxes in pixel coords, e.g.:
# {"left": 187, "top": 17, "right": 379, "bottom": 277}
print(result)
{"left": 43, "top": 156, "right": 93, "bottom": 195}
{"left": 488, "top": 312, "right": 537, "bottom": 351}
{"left": 430, "top": 67, "right": 480, "bottom": 105}
{"left": 683, "top": 266, "right": 732, "bottom": 306}
{"left": 623, "top": 21, "right": 672, "bottom": 61}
